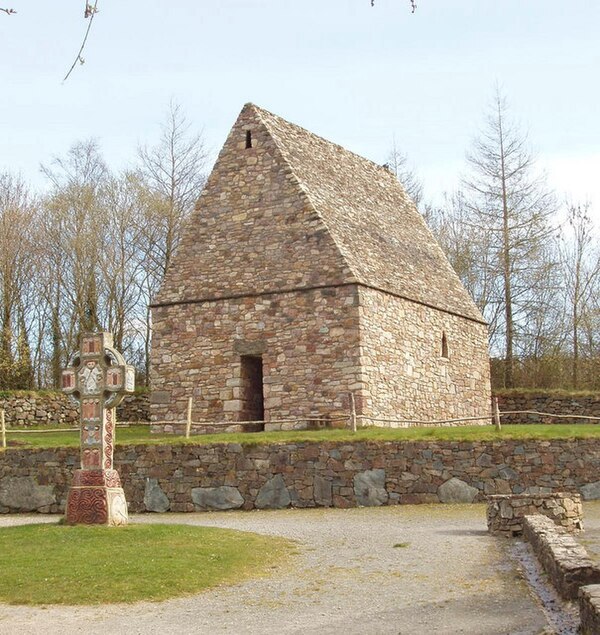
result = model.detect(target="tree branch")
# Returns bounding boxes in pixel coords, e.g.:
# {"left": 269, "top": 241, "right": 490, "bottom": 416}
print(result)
{"left": 371, "top": 0, "right": 417, "bottom": 11}
{"left": 0, "top": 8, "right": 16, "bottom": 15}
{"left": 63, "top": 1, "right": 99, "bottom": 83}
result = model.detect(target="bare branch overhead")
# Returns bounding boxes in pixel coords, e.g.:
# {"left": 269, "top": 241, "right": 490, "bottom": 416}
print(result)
{"left": 63, "top": 1, "right": 99, "bottom": 83}
{"left": 371, "top": 0, "right": 417, "bottom": 11}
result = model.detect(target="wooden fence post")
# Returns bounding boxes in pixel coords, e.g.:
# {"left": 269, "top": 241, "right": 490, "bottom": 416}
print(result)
{"left": 186, "top": 397, "right": 193, "bottom": 439}
{"left": 1, "top": 409, "right": 6, "bottom": 449}
{"left": 350, "top": 393, "right": 357, "bottom": 433}
{"left": 493, "top": 397, "right": 502, "bottom": 431}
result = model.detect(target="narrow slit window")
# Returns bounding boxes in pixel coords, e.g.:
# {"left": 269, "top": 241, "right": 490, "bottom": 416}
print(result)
{"left": 245, "top": 130, "right": 252, "bottom": 149}
{"left": 441, "top": 332, "right": 449, "bottom": 359}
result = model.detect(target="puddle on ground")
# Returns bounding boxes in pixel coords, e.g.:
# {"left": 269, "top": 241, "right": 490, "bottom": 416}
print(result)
{"left": 510, "top": 540, "right": 579, "bottom": 635}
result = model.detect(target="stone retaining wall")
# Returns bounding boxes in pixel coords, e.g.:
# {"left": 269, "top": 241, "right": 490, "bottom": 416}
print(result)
{"left": 2, "top": 438, "right": 600, "bottom": 514}
{"left": 0, "top": 392, "right": 150, "bottom": 426}
{"left": 579, "top": 585, "right": 600, "bottom": 635}
{"left": 486, "top": 493, "right": 583, "bottom": 537}
{"left": 523, "top": 515, "right": 600, "bottom": 600}
{"left": 0, "top": 393, "right": 79, "bottom": 426}
{"left": 497, "top": 393, "right": 600, "bottom": 424}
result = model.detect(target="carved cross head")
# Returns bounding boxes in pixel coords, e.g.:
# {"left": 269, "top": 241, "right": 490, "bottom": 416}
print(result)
{"left": 61, "top": 332, "right": 135, "bottom": 411}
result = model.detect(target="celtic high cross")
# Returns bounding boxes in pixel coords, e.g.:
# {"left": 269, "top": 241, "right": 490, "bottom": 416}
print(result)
{"left": 61, "top": 332, "right": 135, "bottom": 525}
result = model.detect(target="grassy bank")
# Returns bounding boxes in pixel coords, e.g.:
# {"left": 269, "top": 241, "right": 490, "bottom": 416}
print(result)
{"left": 0, "top": 523, "right": 293, "bottom": 605}
{"left": 3, "top": 423, "right": 600, "bottom": 450}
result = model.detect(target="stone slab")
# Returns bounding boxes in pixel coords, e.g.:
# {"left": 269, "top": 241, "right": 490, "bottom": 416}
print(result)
{"left": 144, "top": 478, "right": 170, "bottom": 512}
{"left": 438, "top": 477, "right": 478, "bottom": 504}
{"left": 353, "top": 469, "right": 388, "bottom": 506}
{"left": 191, "top": 486, "right": 244, "bottom": 511}
{"left": 255, "top": 475, "right": 290, "bottom": 509}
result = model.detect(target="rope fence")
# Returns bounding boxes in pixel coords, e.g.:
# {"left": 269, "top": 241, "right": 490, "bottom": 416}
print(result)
{"left": 2, "top": 422, "right": 142, "bottom": 434}
{"left": 498, "top": 410, "right": 600, "bottom": 422}
{"left": 1, "top": 403, "right": 600, "bottom": 441}
{"left": 154, "top": 416, "right": 348, "bottom": 428}
{"left": 356, "top": 414, "right": 493, "bottom": 427}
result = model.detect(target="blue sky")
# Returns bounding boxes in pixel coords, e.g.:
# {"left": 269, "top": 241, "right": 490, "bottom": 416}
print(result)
{"left": 2, "top": 1, "right": 599, "bottom": 213}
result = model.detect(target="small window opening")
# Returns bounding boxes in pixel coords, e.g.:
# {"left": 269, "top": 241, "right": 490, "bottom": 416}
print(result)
{"left": 240, "top": 355, "right": 264, "bottom": 425}
{"left": 245, "top": 130, "right": 252, "bottom": 149}
{"left": 441, "top": 332, "right": 449, "bottom": 359}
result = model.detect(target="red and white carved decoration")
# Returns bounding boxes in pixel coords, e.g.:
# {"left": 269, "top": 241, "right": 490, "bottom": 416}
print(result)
{"left": 61, "top": 332, "right": 135, "bottom": 526}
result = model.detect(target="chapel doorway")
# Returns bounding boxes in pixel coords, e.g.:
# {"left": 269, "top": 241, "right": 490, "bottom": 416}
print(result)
{"left": 240, "top": 355, "right": 265, "bottom": 426}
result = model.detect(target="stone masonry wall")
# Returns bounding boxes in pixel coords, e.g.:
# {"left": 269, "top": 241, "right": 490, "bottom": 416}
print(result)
{"left": 0, "top": 393, "right": 78, "bottom": 426}
{"left": 497, "top": 393, "right": 600, "bottom": 424}
{"left": 119, "top": 393, "right": 150, "bottom": 422}
{"left": 523, "top": 514, "right": 600, "bottom": 600}
{"left": 150, "top": 286, "right": 362, "bottom": 423}
{"left": 579, "top": 585, "right": 600, "bottom": 635}
{"left": 3, "top": 438, "right": 600, "bottom": 514}
{"left": 486, "top": 493, "right": 583, "bottom": 537}
{"left": 0, "top": 392, "right": 149, "bottom": 426}
{"left": 358, "top": 287, "right": 491, "bottom": 422}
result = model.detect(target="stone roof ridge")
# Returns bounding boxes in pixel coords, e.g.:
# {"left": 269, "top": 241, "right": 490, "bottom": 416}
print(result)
{"left": 250, "top": 103, "right": 359, "bottom": 285}
{"left": 247, "top": 102, "right": 396, "bottom": 177}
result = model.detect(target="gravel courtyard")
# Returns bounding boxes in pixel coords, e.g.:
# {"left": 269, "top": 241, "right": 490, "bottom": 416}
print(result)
{"left": 0, "top": 503, "right": 582, "bottom": 635}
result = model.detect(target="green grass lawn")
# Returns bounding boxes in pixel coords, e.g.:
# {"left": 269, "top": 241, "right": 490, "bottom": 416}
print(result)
{"left": 4, "top": 424, "right": 156, "bottom": 449}
{"left": 0, "top": 523, "right": 294, "bottom": 605}
{"left": 4, "top": 423, "right": 600, "bottom": 449}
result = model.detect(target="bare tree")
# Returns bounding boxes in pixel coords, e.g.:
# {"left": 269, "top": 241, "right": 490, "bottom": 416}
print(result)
{"left": 559, "top": 203, "right": 600, "bottom": 388}
{"left": 41, "top": 139, "right": 109, "bottom": 383}
{"left": 386, "top": 139, "right": 424, "bottom": 208}
{"left": 431, "top": 191, "right": 503, "bottom": 345}
{"left": 462, "top": 89, "right": 556, "bottom": 387}
{"left": 135, "top": 102, "right": 208, "bottom": 382}
{"left": 100, "top": 173, "right": 147, "bottom": 354}
{"left": 0, "top": 173, "right": 36, "bottom": 388}
{"left": 136, "top": 101, "right": 209, "bottom": 279}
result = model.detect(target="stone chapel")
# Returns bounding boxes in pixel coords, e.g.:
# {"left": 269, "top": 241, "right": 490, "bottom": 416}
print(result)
{"left": 150, "top": 104, "right": 491, "bottom": 425}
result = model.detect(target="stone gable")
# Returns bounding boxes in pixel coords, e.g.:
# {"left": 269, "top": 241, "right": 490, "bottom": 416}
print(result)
{"left": 156, "top": 105, "right": 355, "bottom": 307}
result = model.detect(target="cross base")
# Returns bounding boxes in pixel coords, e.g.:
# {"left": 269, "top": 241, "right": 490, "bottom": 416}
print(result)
{"left": 65, "top": 469, "right": 128, "bottom": 526}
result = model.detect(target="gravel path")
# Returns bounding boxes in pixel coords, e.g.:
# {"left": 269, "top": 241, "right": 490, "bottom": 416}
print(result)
{"left": 0, "top": 504, "right": 550, "bottom": 635}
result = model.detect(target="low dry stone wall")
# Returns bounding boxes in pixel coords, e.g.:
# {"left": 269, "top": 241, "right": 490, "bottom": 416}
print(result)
{"left": 4, "top": 390, "right": 598, "bottom": 428}
{"left": 486, "top": 493, "right": 583, "bottom": 537}
{"left": 497, "top": 392, "right": 600, "bottom": 424}
{"left": 523, "top": 515, "right": 600, "bottom": 600}
{"left": 579, "top": 585, "right": 600, "bottom": 635}
{"left": 0, "top": 393, "right": 79, "bottom": 426}
{"left": 0, "top": 392, "right": 150, "bottom": 426}
{"left": 118, "top": 393, "right": 150, "bottom": 422}
{"left": 2, "top": 438, "right": 600, "bottom": 514}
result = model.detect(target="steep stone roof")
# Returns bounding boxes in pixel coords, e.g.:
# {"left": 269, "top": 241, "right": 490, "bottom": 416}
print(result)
{"left": 252, "top": 105, "right": 484, "bottom": 323}
{"left": 155, "top": 103, "right": 484, "bottom": 324}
